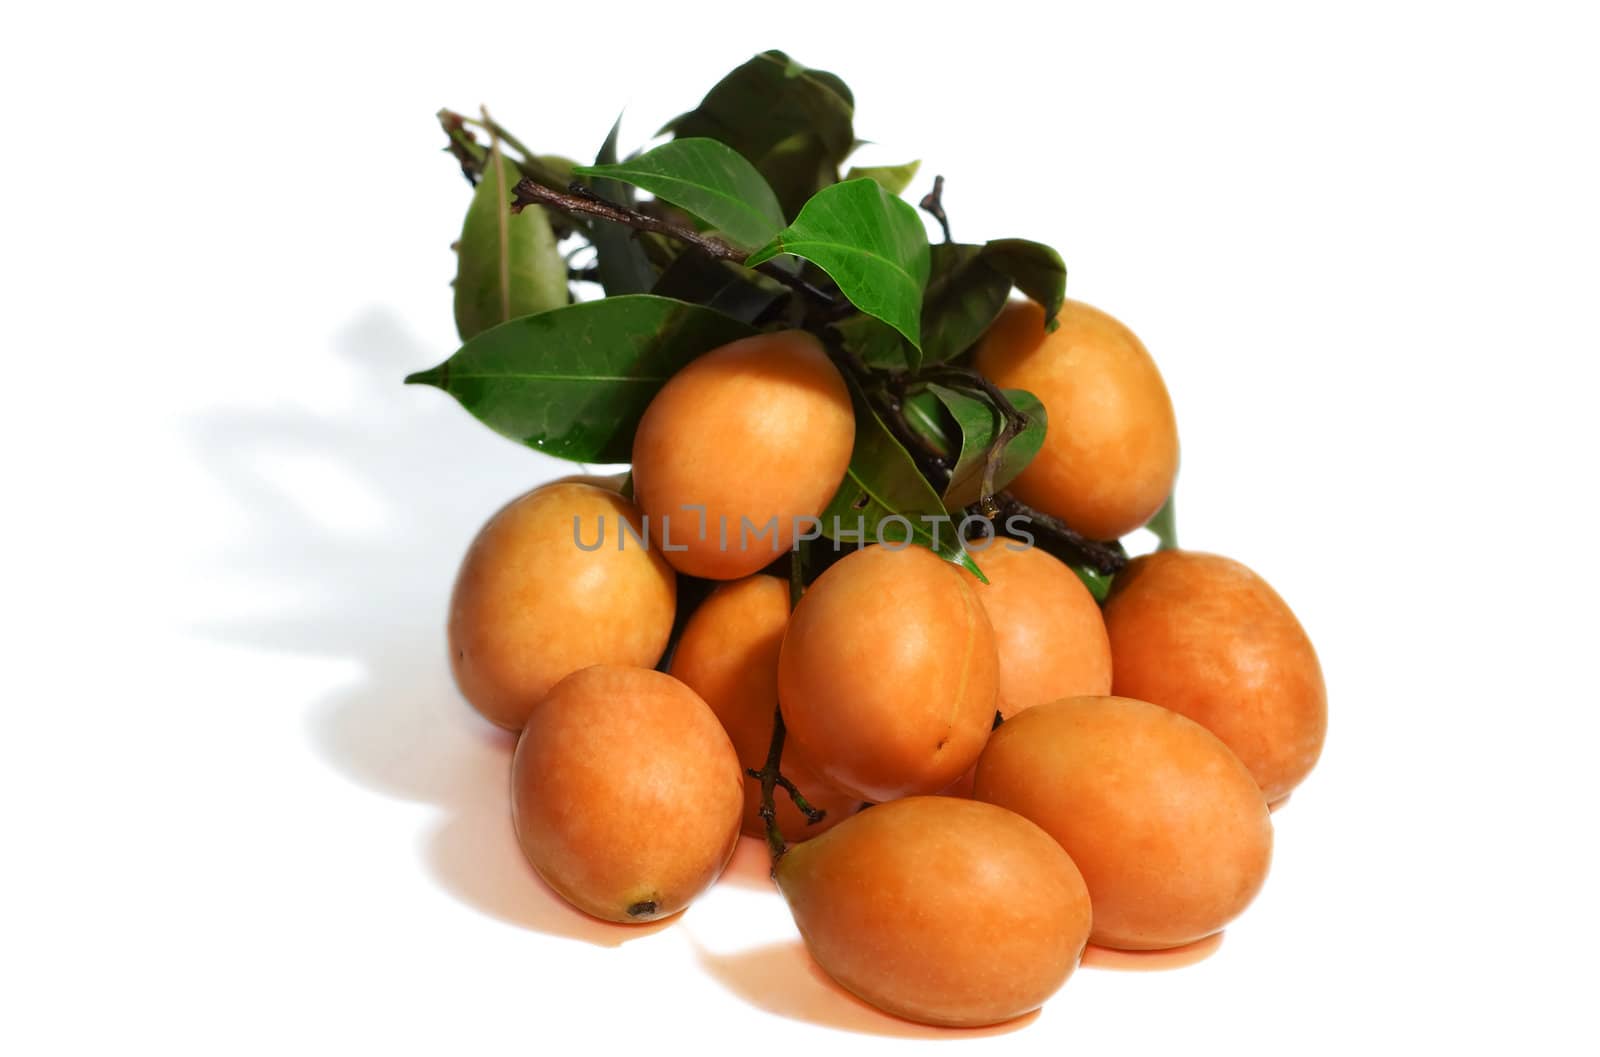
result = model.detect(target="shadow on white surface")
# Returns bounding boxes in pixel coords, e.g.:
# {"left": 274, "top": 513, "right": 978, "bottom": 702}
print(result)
{"left": 715, "top": 835, "right": 781, "bottom": 893}
{"left": 1080, "top": 932, "right": 1224, "bottom": 972}
{"left": 192, "top": 309, "right": 666, "bottom": 948}
{"left": 692, "top": 938, "right": 1038, "bottom": 1039}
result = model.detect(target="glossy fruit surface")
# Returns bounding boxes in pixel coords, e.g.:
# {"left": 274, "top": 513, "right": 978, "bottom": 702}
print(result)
{"left": 776, "top": 796, "right": 1092, "bottom": 1027}
{"left": 779, "top": 545, "right": 999, "bottom": 802}
{"left": 511, "top": 665, "right": 743, "bottom": 922}
{"left": 976, "top": 695, "right": 1272, "bottom": 950}
{"left": 632, "top": 330, "right": 854, "bottom": 580}
{"left": 448, "top": 482, "right": 676, "bottom": 729}
{"left": 975, "top": 298, "right": 1178, "bottom": 540}
{"left": 669, "top": 575, "right": 859, "bottom": 839}
{"left": 972, "top": 543, "right": 1112, "bottom": 717}
{"left": 1104, "top": 550, "right": 1327, "bottom": 801}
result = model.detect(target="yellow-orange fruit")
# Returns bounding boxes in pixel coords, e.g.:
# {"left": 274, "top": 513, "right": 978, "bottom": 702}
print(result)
{"left": 511, "top": 666, "right": 743, "bottom": 922}
{"left": 975, "top": 299, "right": 1178, "bottom": 540}
{"left": 448, "top": 482, "right": 676, "bottom": 730}
{"left": 971, "top": 543, "right": 1112, "bottom": 717}
{"left": 976, "top": 696, "right": 1272, "bottom": 951}
{"left": 779, "top": 545, "right": 999, "bottom": 802}
{"left": 1104, "top": 550, "right": 1327, "bottom": 802}
{"left": 632, "top": 330, "right": 854, "bottom": 580}
{"left": 669, "top": 575, "right": 860, "bottom": 839}
{"left": 776, "top": 796, "right": 1092, "bottom": 1028}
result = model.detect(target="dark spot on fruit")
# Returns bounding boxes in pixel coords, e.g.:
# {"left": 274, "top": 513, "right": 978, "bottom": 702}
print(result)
{"left": 627, "top": 900, "right": 657, "bottom": 918}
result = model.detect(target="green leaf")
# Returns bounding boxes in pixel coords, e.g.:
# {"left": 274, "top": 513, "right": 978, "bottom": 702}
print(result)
{"left": 662, "top": 50, "right": 854, "bottom": 218}
{"left": 585, "top": 116, "right": 658, "bottom": 297}
{"left": 406, "top": 295, "right": 754, "bottom": 462}
{"left": 844, "top": 160, "right": 921, "bottom": 196}
{"left": 452, "top": 147, "right": 568, "bottom": 341}
{"left": 831, "top": 313, "right": 916, "bottom": 372}
{"left": 1145, "top": 492, "right": 1179, "bottom": 550}
{"left": 1072, "top": 565, "right": 1116, "bottom": 602}
{"left": 650, "top": 252, "right": 786, "bottom": 324}
{"left": 900, "top": 389, "right": 957, "bottom": 459}
{"left": 921, "top": 384, "right": 1047, "bottom": 510}
{"left": 920, "top": 243, "right": 1012, "bottom": 365}
{"left": 747, "top": 179, "right": 931, "bottom": 350}
{"left": 818, "top": 375, "right": 983, "bottom": 580}
{"left": 916, "top": 239, "right": 1070, "bottom": 361}
{"left": 981, "top": 238, "right": 1067, "bottom": 330}
{"left": 576, "top": 138, "right": 785, "bottom": 251}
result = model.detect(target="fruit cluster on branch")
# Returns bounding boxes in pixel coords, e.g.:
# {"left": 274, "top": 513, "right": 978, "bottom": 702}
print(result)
{"left": 412, "top": 49, "right": 1328, "bottom": 1032}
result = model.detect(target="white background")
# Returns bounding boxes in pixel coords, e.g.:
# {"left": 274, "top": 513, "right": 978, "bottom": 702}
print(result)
{"left": 4, "top": 2, "right": 1598, "bottom": 1053}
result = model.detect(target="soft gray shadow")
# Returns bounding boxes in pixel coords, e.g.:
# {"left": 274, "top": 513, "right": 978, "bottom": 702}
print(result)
{"left": 691, "top": 939, "right": 1039, "bottom": 1039}
{"left": 190, "top": 308, "right": 660, "bottom": 946}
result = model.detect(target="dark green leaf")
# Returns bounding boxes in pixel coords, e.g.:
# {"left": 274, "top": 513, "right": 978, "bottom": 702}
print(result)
{"left": 747, "top": 179, "right": 930, "bottom": 350}
{"left": 662, "top": 50, "right": 854, "bottom": 218}
{"left": 981, "top": 238, "right": 1067, "bottom": 330}
{"left": 918, "top": 239, "right": 1069, "bottom": 360}
{"left": 807, "top": 69, "right": 855, "bottom": 108}
{"left": 818, "top": 376, "right": 984, "bottom": 580}
{"left": 650, "top": 252, "right": 786, "bottom": 324}
{"left": 1072, "top": 565, "right": 1116, "bottom": 602}
{"left": 900, "top": 389, "right": 957, "bottom": 459}
{"left": 844, "top": 160, "right": 921, "bottom": 196}
{"left": 920, "top": 243, "right": 1012, "bottom": 365}
{"left": 831, "top": 313, "right": 917, "bottom": 372}
{"left": 922, "top": 384, "right": 1047, "bottom": 509}
{"left": 453, "top": 148, "right": 568, "bottom": 341}
{"left": 577, "top": 138, "right": 785, "bottom": 251}
{"left": 1145, "top": 492, "right": 1179, "bottom": 550}
{"left": 585, "top": 116, "right": 658, "bottom": 297}
{"left": 406, "top": 295, "right": 754, "bottom": 462}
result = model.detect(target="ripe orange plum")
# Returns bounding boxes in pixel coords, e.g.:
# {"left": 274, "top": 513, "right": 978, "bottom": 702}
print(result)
{"left": 632, "top": 330, "right": 854, "bottom": 580}
{"left": 778, "top": 545, "right": 999, "bottom": 802}
{"left": 669, "top": 575, "right": 860, "bottom": 839}
{"left": 1104, "top": 550, "right": 1327, "bottom": 802}
{"left": 971, "top": 543, "right": 1112, "bottom": 717}
{"left": 776, "top": 796, "right": 1092, "bottom": 1028}
{"left": 448, "top": 482, "right": 676, "bottom": 730}
{"left": 975, "top": 299, "right": 1178, "bottom": 540}
{"left": 976, "top": 696, "right": 1272, "bottom": 950}
{"left": 511, "top": 666, "right": 743, "bottom": 923}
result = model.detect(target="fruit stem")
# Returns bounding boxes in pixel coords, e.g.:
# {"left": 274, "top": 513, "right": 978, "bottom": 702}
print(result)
{"left": 923, "top": 366, "right": 1031, "bottom": 516}
{"left": 750, "top": 545, "right": 815, "bottom": 870}
{"left": 987, "top": 493, "right": 1130, "bottom": 575}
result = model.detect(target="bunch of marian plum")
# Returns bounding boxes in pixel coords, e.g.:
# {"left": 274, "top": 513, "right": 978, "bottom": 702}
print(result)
{"left": 413, "top": 53, "right": 1326, "bottom": 1031}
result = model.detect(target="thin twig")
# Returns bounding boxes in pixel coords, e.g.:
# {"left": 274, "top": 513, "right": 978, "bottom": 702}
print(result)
{"left": 878, "top": 383, "right": 952, "bottom": 488}
{"left": 748, "top": 546, "right": 815, "bottom": 869}
{"left": 925, "top": 366, "right": 1031, "bottom": 515}
{"left": 991, "top": 493, "right": 1129, "bottom": 575}
{"left": 773, "top": 773, "right": 826, "bottom": 825}
{"left": 511, "top": 179, "right": 842, "bottom": 307}
{"left": 437, "top": 109, "right": 486, "bottom": 185}
{"left": 919, "top": 174, "right": 952, "bottom": 243}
